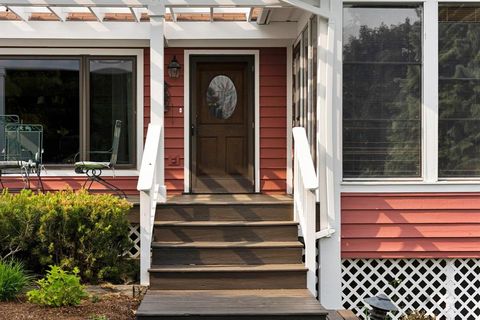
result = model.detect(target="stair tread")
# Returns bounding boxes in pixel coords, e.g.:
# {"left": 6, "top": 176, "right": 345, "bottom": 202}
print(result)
{"left": 152, "top": 241, "right": 303, "bottom": 248}
{"left": 163, "top": 194, "right": 293, "bottom": 205}
{"left": 137, "top": 289, "right": 327, "bottom": 316}
{"left": 149, "top": 264, "right": 307, "bottom": 272}
{"left": 154, "top": 221, "right": 298, "bottom": 226}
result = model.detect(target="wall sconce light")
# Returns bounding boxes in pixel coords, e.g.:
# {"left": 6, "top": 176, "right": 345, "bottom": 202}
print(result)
{"left": 167, "top": 55, "right": 181, "bottom": 79}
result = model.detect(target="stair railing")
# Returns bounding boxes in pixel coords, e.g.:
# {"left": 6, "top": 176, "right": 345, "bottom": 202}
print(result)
{"left": 292, "top": 127, "right": 318, "bottom": 297}
{"left": 137, "top": 123, "right": 167, "bottom": 286}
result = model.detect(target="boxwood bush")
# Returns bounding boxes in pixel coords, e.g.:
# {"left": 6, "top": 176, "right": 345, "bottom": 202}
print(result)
{"left": 0, "top": 190, "right": 133, "bottom": 284}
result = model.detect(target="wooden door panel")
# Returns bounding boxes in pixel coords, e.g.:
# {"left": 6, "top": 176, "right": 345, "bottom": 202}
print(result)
{"left": 191, "top": 56, "right": 254, "bottom": 193}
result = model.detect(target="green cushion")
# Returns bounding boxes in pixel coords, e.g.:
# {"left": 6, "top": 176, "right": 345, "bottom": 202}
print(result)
{"left": 74, "top": 161, "right": 110, "bottom": 170}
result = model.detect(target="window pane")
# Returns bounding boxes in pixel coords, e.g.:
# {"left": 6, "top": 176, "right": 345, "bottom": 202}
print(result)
{"left": 89, "top": 59, "right": 134, "bottom": 165}
{"left": 439, "top": 5, "right": 480, "bottom": 177}
{"left": 0, "top": 59, "right": 80, "bottom": 164}
{"left": 343, "top": 6, "right": 422, "bottom": 178}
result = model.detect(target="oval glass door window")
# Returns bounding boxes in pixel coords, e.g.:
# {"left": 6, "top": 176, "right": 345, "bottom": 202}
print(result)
{"left": 207, "top": 75, "right": 237, "bottom": 119}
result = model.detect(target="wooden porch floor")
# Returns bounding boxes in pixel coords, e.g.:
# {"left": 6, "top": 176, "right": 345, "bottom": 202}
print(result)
{"left": 137, "top": 289, "right": 328, "bottom": 320}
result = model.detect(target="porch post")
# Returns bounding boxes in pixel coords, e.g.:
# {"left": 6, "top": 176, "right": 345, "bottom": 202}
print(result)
{"left": 317, "top": 0, "right": 342, "bottom": 309}
{"left": 140, "top": 0, "right": 165, "bottom": 286}
{"left": 148, "top": 0, "right": 166, "bottom": 199}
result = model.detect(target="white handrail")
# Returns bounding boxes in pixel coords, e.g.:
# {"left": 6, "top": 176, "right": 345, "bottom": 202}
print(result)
{"left": 292, "top": 127, "right": 318, "bottom": 297}
{"left": 137, "top": 123, "right": 166, "bottom": 286}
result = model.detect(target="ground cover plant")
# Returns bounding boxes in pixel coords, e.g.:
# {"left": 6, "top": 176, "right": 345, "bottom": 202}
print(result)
{"left": 27, "top": 265, "right": 87, "bottom": 307}
{"left": 0, "top": 189, "right": 134, "bottom": 283}
{"left": 0, "top": 259, "right": 32, "bottom": 301}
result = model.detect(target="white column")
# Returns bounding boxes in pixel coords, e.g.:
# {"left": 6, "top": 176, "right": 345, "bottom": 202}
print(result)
{"left": 149, "top": 0, "right": 166, "bottom": 198}
{"left": 140, "top": 0, "right": 166, "bottom": 286}
{"left": 423, "top": 0, "right": 439, "bottom": 183}
{"left": 317, "top": 0, "right": 342, "bottom": 308}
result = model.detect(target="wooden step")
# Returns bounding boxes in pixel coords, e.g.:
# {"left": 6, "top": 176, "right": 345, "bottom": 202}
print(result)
{"left": 136, "top": 289, "right": 328, "bottom": 320}
{"left": 155, "top": 203, "right": 293, "bottom": 222}
{"left": 151, "top": 241, "right": 303, "bottom": 265}
{"left": 153, "top": 221, "right": 299, "bottom": 242}
{"left": 148, "top": 264, "right": 306, "bottom": 290}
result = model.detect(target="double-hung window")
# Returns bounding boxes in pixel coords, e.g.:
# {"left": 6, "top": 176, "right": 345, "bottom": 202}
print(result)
{"left": 0, "top": 56, "right": 135, "bottom": 167}
{"left": 439, "top": 4, "right": 480, "bottom": 177}
{"left": 342, "top": 5, "right": 423, "bottom": 178}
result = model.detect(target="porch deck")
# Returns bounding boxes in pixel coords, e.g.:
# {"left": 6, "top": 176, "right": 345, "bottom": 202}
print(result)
{"left": 137, "top": 289, "right": 328, "bottom": 320}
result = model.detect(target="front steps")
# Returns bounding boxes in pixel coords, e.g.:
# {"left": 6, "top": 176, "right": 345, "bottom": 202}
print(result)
{"left": 136, "top": 194, "right": 327, "bottom": 320}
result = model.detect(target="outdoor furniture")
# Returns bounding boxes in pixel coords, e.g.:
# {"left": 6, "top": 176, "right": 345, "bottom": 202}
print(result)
{"left": 74, "top": 120, "right": 125, "bottom": 197}
{"left": 0, "top": 122, "right": 44, "bottom": 191}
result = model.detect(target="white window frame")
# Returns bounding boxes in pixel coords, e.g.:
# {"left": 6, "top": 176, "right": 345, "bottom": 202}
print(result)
{"left": 340, "top": 0, "right": 480, "bottom": 192}
{"left": 0, "top": 47, "right": 144, "bottom": 176}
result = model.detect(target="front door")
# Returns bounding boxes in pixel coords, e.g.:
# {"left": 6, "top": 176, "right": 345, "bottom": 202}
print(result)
{"left": 191, "top": 55, "right": 254, "bottom": 193}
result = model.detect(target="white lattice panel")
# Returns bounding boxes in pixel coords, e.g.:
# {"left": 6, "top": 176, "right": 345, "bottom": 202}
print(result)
{"left": 128, "top": 224, "right": 141, "bottom": 259}
{"left": 342, "top": 259, "right": 480, "bottom": 320}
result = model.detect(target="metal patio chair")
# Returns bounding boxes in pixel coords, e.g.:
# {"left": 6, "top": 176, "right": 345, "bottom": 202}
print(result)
{"left": 74, "top": 120, "right": 126, "bottom": 198}
{"left": 0, "top": 122, "right": 44, "bottom": 191}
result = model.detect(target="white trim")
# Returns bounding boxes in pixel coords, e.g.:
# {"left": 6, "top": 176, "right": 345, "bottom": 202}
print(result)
{"left": 423, "top": 0, "right": 438, "bottom": 183}
{"left": 0, "top": 21, "right": 298, "bottom": 41}
{"left": 0, "top": 47, "right": 145, "bottom": 172}
{"left": 168, "top": 39, "right": 294, "bottom": 48}
{"left": 341, "top": 182, "right": 480, "bottom": 193}
{"left": 286, "top": 44, "right": 293, "bottom": 194}
{"left": 183, "top": 49, "right": 261, "bottom": 193}
{"left": 281, "top": 0, "right": 330, "bottom": 18}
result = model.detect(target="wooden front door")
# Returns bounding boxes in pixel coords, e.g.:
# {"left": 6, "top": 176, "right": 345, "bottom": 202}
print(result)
{"left": 191, "top": 55, "right": 254, "bottom": 193}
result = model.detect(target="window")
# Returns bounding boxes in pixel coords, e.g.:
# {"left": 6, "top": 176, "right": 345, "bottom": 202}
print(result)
{"left": 292, "top": 17, "right": 318, "bottom": 159}
{"left": 439, "top": 5, "right": 480, "bottom": 177}
{"left": 343, "top": 6, "right": 422, "bottom": 178}
{"left": 0, "top": 57, "right": 135, "bottom": 166}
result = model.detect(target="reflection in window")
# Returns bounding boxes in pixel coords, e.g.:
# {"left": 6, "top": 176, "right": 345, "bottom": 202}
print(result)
{"left": 206, "top": 75, "right": 237, "bottom": 120}
{"left": 0, "top": 59, "right": 80, "bottom": 164}
{"left": 343, "top": 6, "right": 422, "bottom": 178}
{"left": 90, "top": 59, "right": 134, "bottom": 165}
{"left": 439, "top": 5, "right": 480, "bottom": 177}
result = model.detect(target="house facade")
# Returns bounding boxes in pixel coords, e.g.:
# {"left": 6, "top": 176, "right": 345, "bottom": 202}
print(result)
{"left": 0, "top": 0, "right": 479, "bottom": 319}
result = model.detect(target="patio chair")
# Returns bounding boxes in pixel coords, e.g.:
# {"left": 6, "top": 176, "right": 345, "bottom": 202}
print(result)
{"left": 74, "top": 120, "right": 126, "bottom": 198}
{"left": 0, "top": 123, "right": 44, "bottom": 191}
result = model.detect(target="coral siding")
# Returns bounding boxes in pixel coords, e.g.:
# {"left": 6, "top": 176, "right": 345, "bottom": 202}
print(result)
{"left": 144, "top": 47, "right": 287, "bottom": 194}
{"left": 3, "top": 48, "right": 287, "bottom": 195}
{"left": 0, "top": 176, "right": 139, "bottom": 195}
{"left": 341, "top": 193, "right": 480, "bottom": 259}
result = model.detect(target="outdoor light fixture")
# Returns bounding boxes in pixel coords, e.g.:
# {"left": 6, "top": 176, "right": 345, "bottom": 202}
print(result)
{"left": 168, "top": 55, "right": 181, "bottom": 79}
{"left": 364, "top": 294, "right": 398, "bottom": 320}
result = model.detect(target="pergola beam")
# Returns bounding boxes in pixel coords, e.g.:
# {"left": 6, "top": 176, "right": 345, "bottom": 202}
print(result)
{"left": 5, "top": 5, "right": 29, "bottom": 21}
{"left": 47, "top": 6, "right": 67, "bottom": 21}
{"left": 0, "top": 0, "right": 289, "bottom": 8}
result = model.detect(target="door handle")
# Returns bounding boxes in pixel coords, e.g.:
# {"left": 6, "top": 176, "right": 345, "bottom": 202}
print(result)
{"left": 191, "top": 124, "right": 195, "bottom": 136}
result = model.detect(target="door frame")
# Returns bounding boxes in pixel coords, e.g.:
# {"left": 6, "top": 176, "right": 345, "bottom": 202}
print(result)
{"left": 184, "top": 50, "right": 260, "bottom": 193}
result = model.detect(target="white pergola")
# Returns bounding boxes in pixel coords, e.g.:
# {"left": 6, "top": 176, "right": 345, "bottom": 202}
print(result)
{"left": 0, "top": 0, "right": 340, "bottom": 310}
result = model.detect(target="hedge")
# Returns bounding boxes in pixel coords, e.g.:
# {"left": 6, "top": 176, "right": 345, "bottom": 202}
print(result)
{"left": 0, "top": 189, "right": 134, "bottom": 284}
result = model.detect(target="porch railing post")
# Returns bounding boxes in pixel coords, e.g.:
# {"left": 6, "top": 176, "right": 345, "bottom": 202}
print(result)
{"left": 149, "top": 0, "right": 166, "bottom": 195}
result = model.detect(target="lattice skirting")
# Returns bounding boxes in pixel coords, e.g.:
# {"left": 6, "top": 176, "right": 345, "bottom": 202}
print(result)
{"left": 128, "top": 224, "right": 141, "bottom": 259}
{"left": 342, "top": 258, "right": 480, "bottom": 320}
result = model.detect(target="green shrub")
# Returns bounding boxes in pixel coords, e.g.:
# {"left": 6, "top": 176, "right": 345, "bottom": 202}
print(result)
{"left": 0, "top": 259, "right": 32, "bottom": 301}
{"left": 0, "top": 190, "right": 133, "bottom": 283}
{"left": 27, "top": 265, "right": 87, "bottom": 307}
